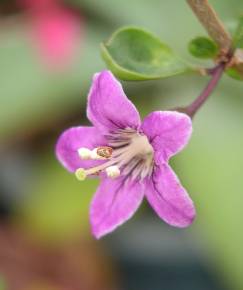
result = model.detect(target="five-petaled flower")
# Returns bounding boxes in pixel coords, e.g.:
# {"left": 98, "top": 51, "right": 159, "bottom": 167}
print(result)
{"left": 56, "top": 70, "right": 196, "bottom": 238}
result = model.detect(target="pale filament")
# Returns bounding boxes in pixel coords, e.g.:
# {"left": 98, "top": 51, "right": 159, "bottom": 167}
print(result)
{"left": 77, "top": 129, "right": 154, "bottom": 181}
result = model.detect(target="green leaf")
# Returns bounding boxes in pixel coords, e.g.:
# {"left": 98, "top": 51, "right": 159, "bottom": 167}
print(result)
{"left": 226, "top": 17, "right": 243, "bottom": 81}
{"left": 188, "top": 36, "right": 219, "bottom": 59}
{"left": 101, "top": 27, "right": 194, "bottom": 81}
{"left": 226, "top": 66, "right": 243, "bottom": 81}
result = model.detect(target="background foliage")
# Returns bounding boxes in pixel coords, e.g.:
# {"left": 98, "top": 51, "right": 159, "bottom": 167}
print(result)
{"left": 0, "top": 1, "right": 243, "bottom": 289}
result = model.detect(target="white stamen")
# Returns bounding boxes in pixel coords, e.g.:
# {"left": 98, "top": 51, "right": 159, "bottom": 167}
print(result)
{"left": 106, "top": 166, "right": 120, "bottom": 179}
{"left": 74, "top": 129, "right": 154, "bottom": 181}
{"left": 78, "top": 148, "right": 92, "bottom": 160}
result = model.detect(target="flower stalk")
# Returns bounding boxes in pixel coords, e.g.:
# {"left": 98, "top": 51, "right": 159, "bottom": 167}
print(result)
{"left": 179, "top": 0, "right": 234, "bottom": 118}
{"left": 178, "top": 63, "right": 225, "bottom": 118}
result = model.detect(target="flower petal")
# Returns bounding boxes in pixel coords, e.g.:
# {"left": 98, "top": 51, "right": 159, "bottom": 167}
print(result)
{"left": 56, "top": 126, "right": 106, "bottom": 172}
{"left": 141, "top": 111, "right": 192, "bottom": 163}
{"left": 145, "top": 164, "right": 195, "bottom": 227}
{"left": 90, "top": 176, "right": 144, "bottom": 238}
{"left": 87, "top": 70, "right": 141, "bottom": 133}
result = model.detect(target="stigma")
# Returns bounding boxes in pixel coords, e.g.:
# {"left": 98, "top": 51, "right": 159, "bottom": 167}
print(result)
{"left": 75, "top": 128, "right": 154, "bottom": 181}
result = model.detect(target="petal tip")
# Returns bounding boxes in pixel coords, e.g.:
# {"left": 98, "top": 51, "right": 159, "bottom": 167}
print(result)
{"left": 92, "top": 69, "right": 113, "bottom": 82}
{"left": 87, "top": 69, "right": 141, "bottom": 132}
{"left": 91, "top": 228, "right": 103, "bottom": 239}
{"left": 173, "top": 206, "right": 196, "bottom": 228}
{"left": 90, "top": 223, "right": 113, "bottom": 239}
{"left": 90, "top": 206, "right": 120, "bottom": 239}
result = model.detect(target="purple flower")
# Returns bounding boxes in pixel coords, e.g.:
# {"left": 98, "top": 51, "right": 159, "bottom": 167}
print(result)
{"left": 56, "top": 70, "right": 196, "bottom": 238}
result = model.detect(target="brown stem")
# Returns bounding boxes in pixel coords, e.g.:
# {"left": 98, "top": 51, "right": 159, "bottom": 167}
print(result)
{"left": 187, "top": 0, "right": 232, "bottom": 52}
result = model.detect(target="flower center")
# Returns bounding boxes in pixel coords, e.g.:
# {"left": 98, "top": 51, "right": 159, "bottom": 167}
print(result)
{"left": 75, "top": 128, "right": 154, "bottom": 181}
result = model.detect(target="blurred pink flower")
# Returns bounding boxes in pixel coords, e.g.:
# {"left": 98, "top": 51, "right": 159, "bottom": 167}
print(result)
{"left": 19, "top": 0, "right": 83, "bottom": 69}
{"left": 56, "top": 71, "right": 196, "bottom": 238}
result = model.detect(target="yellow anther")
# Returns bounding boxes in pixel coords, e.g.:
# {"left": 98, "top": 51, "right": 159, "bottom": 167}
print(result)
{"left": 75, "top": 168, "right": 87, "bottom": 181}
{"left": 96, "top": 146, "right": 113, "bottom": 158}
{"left": 91, "top": 149, "right": 106, "bottom": 160}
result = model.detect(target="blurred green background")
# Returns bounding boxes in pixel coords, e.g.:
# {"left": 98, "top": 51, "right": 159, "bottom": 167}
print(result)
{"left": 0, "top": 0, "right": 243, "bottom": 289}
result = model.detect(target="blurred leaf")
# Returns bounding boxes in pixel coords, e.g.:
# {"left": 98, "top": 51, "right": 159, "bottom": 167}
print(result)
{"left": 226, "top": 16, "right": 243, "bottom": 81}
{"left": 175, "top": 81, "right": 243, "bottom": 290}
{"left": 101, "top": 27, "right": 194, "bottom": 80}
{"left": 233, "top": 15, "right": 243, "bottom": 48}
{"left": 225, "top": 56, "right": 243, "bottom": 81}
{"left": 21, "top": 152, "right": 99, "bottom": 241}
{"left": 226, "top": 66, "right": 243, "bottom": 81}
{"left": 0, "top": 277, "right": 6, "bottom": 290}
{"left": 188, "top": 36, "right": 219, "bottom": 59}
{"left": 3, "top": 0, "right": 242, "bottom": 137}
{"left": 0, "top": 21, "right": 105, "bottom": 139}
